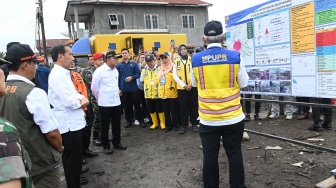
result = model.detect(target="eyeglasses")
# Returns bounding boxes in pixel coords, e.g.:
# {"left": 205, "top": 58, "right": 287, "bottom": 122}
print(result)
{"left": 161, "top": 56, "right": 168, "bottom": 59}
{"left": 140, "top": 57, "right": 145, "bottom": 58}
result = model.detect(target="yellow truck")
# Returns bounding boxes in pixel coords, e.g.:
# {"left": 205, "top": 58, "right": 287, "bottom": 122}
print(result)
{"left": 91, "top": 30, "right": 187, "bottom": 56}
{"left": 72, "top": 29, "right": 187, "bottom": 56}
{"left": 70, "top": 29, "right": 187, "bottom": 67}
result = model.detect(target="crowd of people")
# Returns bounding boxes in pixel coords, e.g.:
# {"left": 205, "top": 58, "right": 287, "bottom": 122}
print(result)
{"left": 0, "top": 20, "right": 333, "bottom": 188}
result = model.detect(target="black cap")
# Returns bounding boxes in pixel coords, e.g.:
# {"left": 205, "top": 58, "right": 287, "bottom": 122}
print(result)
{"left": 0, "top": 58, "right": 12, "bottom": 65}
{"left": 145, "top": 54, "right": 154, "bottom": 62}
{"left": 6, "top": 42, "right": 20, "bottom": 50}
{"left": 5, "top": 44, "right": 37, "bottom": 64}
{"left": 195, "top": 46, "right": 204, "bottom": 53}
{"left": 159, "top": 52, "right": 170, "bottom": 57}
{"left": 106, "top": 51, "right": 122, "bottom": 59}
{"left": 204, "top": 20, "right": 223, "bottom": 36}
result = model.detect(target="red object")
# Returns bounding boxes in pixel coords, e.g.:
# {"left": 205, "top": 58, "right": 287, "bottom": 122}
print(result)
{"left": 316, "top": 30, "right": 336, "bottom": 47}
{"left": 332, "top": 98, "right": 335, "bottom": 105}
{"left": 92, "top": 53, "right": 103, "bottom": 60}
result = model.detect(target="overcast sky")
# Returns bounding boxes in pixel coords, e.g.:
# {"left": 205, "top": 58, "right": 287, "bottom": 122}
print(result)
{"left": 0, "top": 0, "right": 268, "bottom": 52}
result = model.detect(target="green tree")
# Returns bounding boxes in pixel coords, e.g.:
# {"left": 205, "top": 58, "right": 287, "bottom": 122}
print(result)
{"left": 0, "top": 52, "right": 5, "bottom": 59}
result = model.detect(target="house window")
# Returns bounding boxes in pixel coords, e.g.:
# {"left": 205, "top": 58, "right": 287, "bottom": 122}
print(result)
{"left": 145, "top": 14, "right": 158, "bottom": 29}
{"left": 117, "top": 15, "right": 125, "bottom": 29}
{"left": 182, "top": 15, "right": 195, "bottom": 28}
{"left": 108, "top": 14, "right": 125, "bottom": 29}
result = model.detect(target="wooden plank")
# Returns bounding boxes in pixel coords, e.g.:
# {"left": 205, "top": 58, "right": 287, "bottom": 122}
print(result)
{"left": 316, "top": 176, "right": 336, "bottom": 188}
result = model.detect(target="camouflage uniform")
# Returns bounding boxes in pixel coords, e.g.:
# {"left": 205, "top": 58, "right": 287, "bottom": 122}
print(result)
{"left": 83, "top": 67, "right": 101, "bottom": 139}
{"left": 0, "top": 117, "right": 33, "bottom": 188}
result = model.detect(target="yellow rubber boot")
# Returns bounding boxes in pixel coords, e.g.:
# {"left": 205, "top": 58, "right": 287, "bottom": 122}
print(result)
{"left": 149, "top": 113, "right": 159, "bottom": 130}
{"left": 158, "top": 112, "right": 166, "bottom": 130}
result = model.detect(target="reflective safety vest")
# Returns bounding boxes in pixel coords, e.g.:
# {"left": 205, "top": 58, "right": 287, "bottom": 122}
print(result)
{"left": 142, "top": 67, "right": 160, "bottom": 99}
{"left": 191, "top": 47, "right": 243, "bottom": 121}
{"left": 174, "top": 56, "right": 192, "bottom": 90}
{"left": 157, "top": 68, "right": 178, "bottom": 99}
{"left": 70, "top": 70, "right": 88, "bottom": 111}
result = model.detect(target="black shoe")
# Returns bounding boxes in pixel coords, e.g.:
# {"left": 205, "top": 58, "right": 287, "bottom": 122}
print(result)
{"left": 81, "top": 166, "right": 89, "bottom": 174}
{"left": 82, "top": 159, "right": 87, "bottom": 165}
{"left": 103, "top": 148, "right": 113, "bottom": 155}
{"left": 173, "top": 127, "right": 178, "bottom": 131}
{"left": 114, "top": 143, "right": 127, "bottom": 150}
{"left": 80, "top": 177, "right": 88, "bottom": 185}
{"left": 254, "top": 114, "right": 262, "bottom": 120}
{"left": 83, "top": 149, "right": 99, "bottom": 157}
{"left": 309, "top": 122, "right": 323, "bottom": 132}
{"left": 179, "top": 127, "right": 186, "bottom": 134}
{"left": 322, "top": 122, "right": 332, "bottom": 130}
{"left": 244, "top": 115, "right": 251, "bottom": 122}
{"left": 125, "top": 122, "right": 132, "bottom": 128}
{"left": 93, "top": 138, "right": 102, "bottom": 146}
{"left": 140, "top": 123, "right": 146, "bottom": 128}
{"left": 164, "top": 128, "right": 172, "bottom": 133}
{"left": 192, "top": 125, "right": 198, "bottom": 132}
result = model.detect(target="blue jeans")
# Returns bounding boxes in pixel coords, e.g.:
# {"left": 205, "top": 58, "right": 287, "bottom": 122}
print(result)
{"left": 199, "top": 120, "right": 247, "bottom": 188}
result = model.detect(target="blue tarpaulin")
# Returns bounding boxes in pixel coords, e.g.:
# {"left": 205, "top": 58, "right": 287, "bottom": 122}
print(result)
{"left": 71, "top": 37, "right": 91, "bottom": 55}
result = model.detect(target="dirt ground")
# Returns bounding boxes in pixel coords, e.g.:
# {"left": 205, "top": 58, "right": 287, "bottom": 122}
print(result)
{"left": 60, "top": 106, "right": 336, "bottom": 188}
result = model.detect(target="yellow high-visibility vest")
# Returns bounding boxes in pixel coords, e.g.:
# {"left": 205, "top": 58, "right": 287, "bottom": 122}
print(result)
{"left": 142, "top": 67, "right": 160, "bottom": 99}
{"left": 174, "top": 56, "right": 192, "bottom": 90}
{"left": 193, "top": 63, "right": 242, "bottom": 121}
{"left": 157, "top": 68, "right": 178, "bottom": 99}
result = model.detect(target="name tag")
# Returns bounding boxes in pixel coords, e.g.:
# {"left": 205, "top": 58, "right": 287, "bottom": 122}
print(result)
{"left": 150, "top": 79, "right": 154, "bottom": 85}
{"left": 160, "top": 77, "right": 166, "bottom": 85}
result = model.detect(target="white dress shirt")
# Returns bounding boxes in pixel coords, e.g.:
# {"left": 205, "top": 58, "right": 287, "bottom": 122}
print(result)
{"left": 190, "top": 43, "right": 249, "bottom": 126}
{"left": 91, "top": 63, "right": 121, "bottom": 107}
{"left": 7, "top": 75, "right": 59, "bottom": 133}
{"left": 48, "top": 64, "right": 86, "bottom": 134}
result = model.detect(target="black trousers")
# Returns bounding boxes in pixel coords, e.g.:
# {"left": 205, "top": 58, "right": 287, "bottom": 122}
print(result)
{"left": 243, "top": 94, "right": 261, "bottom": 114}
{"left": 310, "top": 98, "right": 332, "bottom": 123}
{"left": 177, "top": 87, "right": 199, "bottom": 127}
{"left": 122, "top": 90, "right": 144, "bottom": 124}
{"left": 138, "top": 89, "right": 149, "bottom": 118}
{"left": 146, "top": 99, "right": 163, "bottom": 113}
{"left": 83, "top": 106, "right": 93, "bottom": 150}
{"left": 162, "top": 98, "right": 179, "bottom": 129}
{"left": 99, "top": 105, "right": 121, "bottom": 149}
{"left": 62, "top": 129, "right": 84, "bottom": 188}
{"left": 296, "top": 97, "right": 310, "bottom": 113}
{"left": 199, "top": 121, "right": 246, "bottom": 188}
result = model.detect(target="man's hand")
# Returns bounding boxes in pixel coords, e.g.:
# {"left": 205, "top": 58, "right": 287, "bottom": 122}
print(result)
{"left": 80, "top": 98, "right": 90, "bottom": 108}
{"left": 45, "top": 129, "right": 62, "bottom": 153}
{"left": 119, "top": 90, "right": 122, "bottom": 96}
{"left": 125, "top": 76, "right": 132, "bottom": 82}
{"left": 0, "top": 69, "right": 6, "bottom": 96}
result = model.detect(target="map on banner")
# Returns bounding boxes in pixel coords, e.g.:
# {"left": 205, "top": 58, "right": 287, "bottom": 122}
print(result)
{"left": 226, "top": 22, "right": 255, "bottom": 66}
{"left": 225, "top": 0, "right": 336, "bottom": 98}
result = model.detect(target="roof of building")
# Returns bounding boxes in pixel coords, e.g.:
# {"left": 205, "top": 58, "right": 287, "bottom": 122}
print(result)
{"left": 36, "top": 39, "right": 69, "bottom": 49}
{"left": 80, "top": 0, "right": 210, "bottom": 5}
{"left": 64, "top": 0, "right": 211, "bottom": 22}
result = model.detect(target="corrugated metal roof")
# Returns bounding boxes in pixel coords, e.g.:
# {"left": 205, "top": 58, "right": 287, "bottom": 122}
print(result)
{"left": 36, "top": 39, "right": 69, "bottom": 49}
{"left": 80, "top": 0, "right": 211, "bottom": 5}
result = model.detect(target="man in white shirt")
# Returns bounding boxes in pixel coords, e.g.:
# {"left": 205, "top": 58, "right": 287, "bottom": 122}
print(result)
{"left": 0, "top": 43, "right": 62, "bottom": 188}
{"left": 91, "top": 50, "right": 127, "bottom": 155}
{"left": 49, "top": 44, "right": 90, "bottom": 188}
